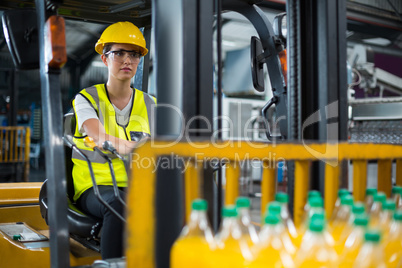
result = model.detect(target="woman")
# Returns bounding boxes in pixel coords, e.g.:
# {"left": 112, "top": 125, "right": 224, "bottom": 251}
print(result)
{"left": 71, "top": 21, "right": 156, "bottom": 259}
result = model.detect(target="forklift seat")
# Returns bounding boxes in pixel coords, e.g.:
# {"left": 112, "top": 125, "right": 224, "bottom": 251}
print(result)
{"left": 39, "top": 179, "right": 101, "bottom": 239}
{"left": 38, "top": 111, "right": 102, "bottom": 251}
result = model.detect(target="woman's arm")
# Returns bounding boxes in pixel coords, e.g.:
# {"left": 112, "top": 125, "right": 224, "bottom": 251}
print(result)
{"left": 82, "top": 118, "right": 137, "bottom": 155}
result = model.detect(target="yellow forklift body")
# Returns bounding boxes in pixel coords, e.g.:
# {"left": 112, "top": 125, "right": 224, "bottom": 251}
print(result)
{"left": 0, "top": 183, "right": 101, "bottom": 267}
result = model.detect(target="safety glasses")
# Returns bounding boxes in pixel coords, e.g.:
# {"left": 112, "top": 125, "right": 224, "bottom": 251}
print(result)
{"left": 105, "top": 49, "right": 142, "bottom": 63}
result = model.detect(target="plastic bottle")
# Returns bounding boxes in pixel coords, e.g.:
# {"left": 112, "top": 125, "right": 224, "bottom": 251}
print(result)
{"left": 248, "top": 213, "right": 295, "bottom": 268}
{"left": 294, "top": 218, "right": 338, "bottom": 268}
{"left": 383, "top": 211, "right": 402, "bottom": 268}
{"left": 365, "top": 188, "right": 377, "bottom": 212}
{"left": 380, "top": 199, "right": 396, "bottom": 239}
{"left": 297, "top": 196, "right": 326, "bottom": 246}
{"left": 331, "top": 195, "right": 354, "bottom": 254}
{"left": 369, "top": 192, "right": 386, "bottom": 228}
{"left": 352, "top": 230, "right": 386, "bottom": 268}
{"left": 308, "top": 212, "right": 335, "bottom": 248}
{"left": 170, "top": 199, "right": 215, "bottom": 268}
{"left": 236, "top": 197, "right": 259, "bottom": 245}
{"left": 301, "top": 190, "right": 322, "bottom": 224}
{"left": 330, "top": 188, "right": 351, "bottom": 221}
{"left": 263, "top": 201, "right": 280, "bottom": 226}
{"left": 305, "top": 196, "right": 326, "bottom": 224}
{"left": 212, "top": 205, "right": 252, "bottom": 268}
{"left": 275, "top": 192, "right": 298, "bottom": 242}
{"left": 264, "top": 201, "right": 297, "bottom": 256}
{"left": 348, "top": 202, "right": 365, "bottom": 225}
{"left": 391, "top": 186, "right": 402, "bottom": 210}
{"left": 340, "top": 202, "right": 365, "bottom": 243}
{"left": 338, "top": 216, "right": 369, "bottom": 268}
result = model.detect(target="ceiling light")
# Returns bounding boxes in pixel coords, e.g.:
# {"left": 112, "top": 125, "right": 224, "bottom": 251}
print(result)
{"left": 363, "top": 38, "right": 391, "bottom": 46}
{"left": 222, "top": 40, "right": 237, "bottom": 47}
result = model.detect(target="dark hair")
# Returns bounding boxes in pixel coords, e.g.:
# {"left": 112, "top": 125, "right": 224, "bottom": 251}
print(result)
{"left": 103, "top": 43, "right": 114, "bottom": 56}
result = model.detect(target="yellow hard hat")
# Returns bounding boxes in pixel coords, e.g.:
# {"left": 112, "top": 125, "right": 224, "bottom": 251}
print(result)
{"left": 95, "top": 21, "right": 148, "bottom": 56}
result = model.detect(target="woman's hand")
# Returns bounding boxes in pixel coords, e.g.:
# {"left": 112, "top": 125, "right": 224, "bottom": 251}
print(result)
{"left": 82, "top": 118, "right": 141, "bottom": 155}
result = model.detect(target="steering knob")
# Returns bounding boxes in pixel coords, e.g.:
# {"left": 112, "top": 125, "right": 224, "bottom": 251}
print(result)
{"left": 102, "top": 140, "right": 116, "bottom": 152}
{"left": 83, "top": 137, "right": 97, "bottom": 149}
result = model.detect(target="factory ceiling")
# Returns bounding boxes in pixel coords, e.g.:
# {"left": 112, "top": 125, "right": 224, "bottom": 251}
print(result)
{"left": 0, "top": 0, "right": 401, "bottom": 63}
{"left": 0, "top": 0, "right": 401, "bottom": 108}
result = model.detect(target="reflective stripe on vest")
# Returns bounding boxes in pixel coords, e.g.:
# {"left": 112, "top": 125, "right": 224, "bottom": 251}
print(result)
{"left": 71, "top": 83, "right": 156, "bottom": 201}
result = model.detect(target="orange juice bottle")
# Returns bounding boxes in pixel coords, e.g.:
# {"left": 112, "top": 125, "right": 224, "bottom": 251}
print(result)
{"left": 352, "top": 230, "right": 386, "bottom": 268}
{"left": 391, "top": 186, "right": 402, "bottom": 210}
{"left": 305, "top": 196, "right": 325, "bottom": 224}
{"left": 338, "top": 216, "right": 369, "bottom": 268}
{"left": 383, "top": 211, "right": 402, "bottom": 267}
{"left": 365, "top": 188, "right": 377, "bottom": 212}
{"left": 275, "top": 192, "right": 298, "bottom": 243}
{"left": 294, "top": 218, "right": 338, "bottom": 268}
{"left": 211, "top": 205, "right": 252, "bottom": 268}
{"left": 339, "top": 202, "right": 366, "bottom": 247}
{"left": 249, "top": 213, "right": 295, "bottom": 268}
{"left": 301, "top": 190, "right": 322, "bottom": 225}
{"left": 380, "top": 199, "right": 396, "bottom": 237}
{"left": 331, "top": 195, "right": 354, "bottom": 254}
{"left": 296, "top": 196, "right": 326, "bottom": 246}
{"left": 309, "top": 212, "right": 335, "bottom": 247}
{"left": 236, "top": 197, "right": 259, "bottom": 245}
{"left": 170, "top": 199, "right": 215, "bottom": 268}
{"left": 330, "top": 188, "right": 351, "bottom": 221}
{"left": 264, "top": 201, "right": 297, "bottom": 256}
{"left": 348, "top": 202, "right": 365, "bottom": 225}
{"left": 369, "top": 192, "right": 386, "bottom": 228}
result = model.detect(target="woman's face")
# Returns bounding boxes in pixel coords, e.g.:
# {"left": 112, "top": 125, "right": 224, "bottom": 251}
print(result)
{"left": 102, "top": 43, "right": 141, "bottom": 82}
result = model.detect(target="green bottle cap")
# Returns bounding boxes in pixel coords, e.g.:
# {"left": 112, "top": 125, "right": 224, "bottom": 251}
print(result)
{"left": 374, "top": 192, "right": 387, "bottom": 203}
{"left": 309, "top": 219, "right": 324, "bottom": 232}
{"left": 393, "top": 211, "right": 402, "bottom": 221}
{"left": 236, "top": 197, "right": 250, "bottom": 208}
{"left": 308, "top": 190, "right": 321, "bottom": 199}
{"left": 341, "top": 195, "right": 354, "bottom": 206}
{"left": 352, "top": 203, "right": 365, "bottom": 214}
{"left": 383, "top": 199, "right": 396, "bottom": 211}
{"left": 364, "top": 230, "right": 381, "bottom": 243}
{"left": 392, "top": 186, "right": 402, "bottom": 195}
{"left": 222, "top": 206, "right": 238, "bottom": 217}
{"left": 264, "top": 213, "right": 280, "bottom": 225}
{"left": 354, "top": 216, "right": 369, "bottom": 226}
{"left": 309, "top": 197, "right": 323, "bottom": 208}
{"left": 192, "top": 199, "right": 208, "bottom": 211}
{"left": 366, "top": 188, "right": 377, "bottom": 196}
{"left": 275, "top": 192, "right": 289, "bottom": 203}
{"left": 338, "top": 189, "right": 350, "bottom": 198}
{"left": 266, "top": 201, "right": 281, "bottom": 214}
{"left": 311, "top": 212, "right": 326, "bottom": 221}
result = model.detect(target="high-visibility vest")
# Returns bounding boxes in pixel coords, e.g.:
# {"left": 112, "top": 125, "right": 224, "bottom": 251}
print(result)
{"left": 71, "top": 83, "right": 156, "bottom": 201}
